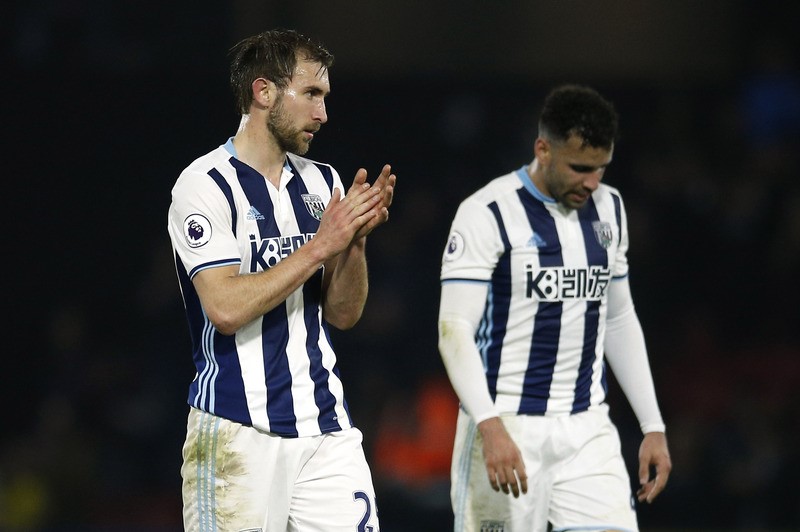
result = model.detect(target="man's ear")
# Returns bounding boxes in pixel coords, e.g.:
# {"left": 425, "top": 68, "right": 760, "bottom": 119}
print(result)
{"left": 252, "top": 78, "right": 276, "bottom": 109}
{"left": 533, "top": 137, "right": 550, "bottom": 165}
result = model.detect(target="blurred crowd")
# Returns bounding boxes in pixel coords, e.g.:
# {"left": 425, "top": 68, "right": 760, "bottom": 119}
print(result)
{"left": 3, "top": 2, "right": 800, "bottom": 530}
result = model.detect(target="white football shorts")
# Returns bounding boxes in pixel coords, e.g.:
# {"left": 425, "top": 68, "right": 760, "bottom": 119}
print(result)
{"left": 181, "top": 407, "right": 380, "bottom": 531}
{"left": 451, "top": 404, "right": 638, "bottom": 532}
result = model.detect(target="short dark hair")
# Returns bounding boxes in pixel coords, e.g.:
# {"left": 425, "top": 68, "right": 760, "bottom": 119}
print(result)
{"left": 229, "top": 29, "right": 334, "bottom": 114}
{"left": 538, "top": 84, "right": 619, "bottom": 149}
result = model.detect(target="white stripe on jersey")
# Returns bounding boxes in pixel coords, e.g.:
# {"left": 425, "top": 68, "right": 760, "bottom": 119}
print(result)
{"left": 285, "top": 289, "right": 320, "bottom": 436}
{"left": 547, "top": 221, "right": 593, "bottom": 414}
{"left": 235, "top": 315, "right": 269, "bottom": 430}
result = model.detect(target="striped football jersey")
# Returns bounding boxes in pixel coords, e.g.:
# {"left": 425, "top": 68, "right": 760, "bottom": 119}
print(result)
{"left": 440, "top": 166, "right": 629, "bottom": 416}
{"left": 167, "top": 139, "right": 352, "bottom": 437}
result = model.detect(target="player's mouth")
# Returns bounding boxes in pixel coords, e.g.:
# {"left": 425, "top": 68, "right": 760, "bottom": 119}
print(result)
{"left": 569, "top": 192, "right": 588, "bottom": 203}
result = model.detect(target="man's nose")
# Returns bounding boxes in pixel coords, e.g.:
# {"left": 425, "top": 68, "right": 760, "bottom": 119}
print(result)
{"left": 583, "top": 171, "right": 603, "bottom": 191}
{"left": 313, "top": 101, "right": 328, "bottom": 123}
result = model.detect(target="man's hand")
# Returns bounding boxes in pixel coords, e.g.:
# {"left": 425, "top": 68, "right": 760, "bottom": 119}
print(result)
{"left": 478, "top": 417, "right": 528, "bottom": 498}
{"left": 637, "top": 431, "right": 671, "bottom": 503}
{"left": 314, "top": 173, "right": 383, "bottom": 259}
{"left": 353, "top": 164, "right": 396, "bottom": 239}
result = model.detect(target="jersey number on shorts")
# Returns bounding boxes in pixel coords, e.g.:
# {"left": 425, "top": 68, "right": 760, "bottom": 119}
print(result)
{"left": 353, "top": 491, "right": 376, "bottom": 532}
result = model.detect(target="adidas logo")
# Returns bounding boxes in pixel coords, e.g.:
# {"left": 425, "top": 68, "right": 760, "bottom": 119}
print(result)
{"left": 527, "top": 232, "right": 546, "bottom": 248}
{"left": 246, "top": 206, "right": 265, "bottom": 221}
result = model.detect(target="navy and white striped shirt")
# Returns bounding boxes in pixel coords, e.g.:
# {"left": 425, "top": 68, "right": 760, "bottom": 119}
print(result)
{"left": 167, "top": 139, "right": 352, "bottom": 437}
{"left": 441, "top": 166, "right": 628, "bottom": 416}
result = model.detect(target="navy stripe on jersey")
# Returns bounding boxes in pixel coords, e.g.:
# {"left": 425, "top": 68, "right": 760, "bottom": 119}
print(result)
{"left": 326, "top": 328, "right": 353, "bottom": 421}
{"left": 302, "top": 270, "right": 343, "bottom": 432}
{"left": 230, "top": 158, "right": 281, "bottom": 240}
{"left": 189, "top": 258, "right": 241, "bottom": 280}
{"left": 573, "top": 300, "right": 601, "bottom": 412}
{"left": 482, "top": 201, "right": 512, "bottom": 402}
{"left": 312, "top": 162, "right": 335, "bottom": 190}
{"left": 578, "top": 197, "right": 609, "bottom": 268}
{"left": 572, "top": 198, "right": 607, "bottom": 412}
{"left": 176, "top": 252, "right": 204, "bottom": 364}
{"left": 195, "top": 308, "right": 250, "bottom": 423}
{"left": 518, "top": 189, "right": 563, "bottom": 414}
{"left": 261, "top": 301, "right": 298, "bottom": 436}
{"left": 205, "top": 328, "right": 251, "bottom": 423}
{"left": 178, "top": 253, "right": 221, "bottom": 414}
{"left": 208, "top": 167, "right": 238, "bottom": 235}
{"left": 179, "top": 252, "right": 252, "bottom": 425}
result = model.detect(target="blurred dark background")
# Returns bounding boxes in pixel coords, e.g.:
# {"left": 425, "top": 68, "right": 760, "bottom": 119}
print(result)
{"left": 4, "top": 1, "right": 799, "bottom": 530}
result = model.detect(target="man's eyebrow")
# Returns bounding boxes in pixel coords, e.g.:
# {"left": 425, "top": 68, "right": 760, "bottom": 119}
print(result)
{"left": 569, "top": 163, "right": 609, "bottom": 173}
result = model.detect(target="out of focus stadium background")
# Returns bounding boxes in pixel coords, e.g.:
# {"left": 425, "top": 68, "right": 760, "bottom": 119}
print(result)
{"left": 4, "top": 1, "right": 799, "bottom": 530}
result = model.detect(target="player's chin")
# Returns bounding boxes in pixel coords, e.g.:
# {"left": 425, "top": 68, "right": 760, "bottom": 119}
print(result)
{"left": 564, "top": 194, "right": 589, "bottom": 209}
{"left": 293, "top": 141, "right": 311, "bottom": 156}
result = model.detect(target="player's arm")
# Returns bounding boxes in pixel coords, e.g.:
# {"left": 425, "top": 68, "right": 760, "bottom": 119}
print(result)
{"left": 604, "top": 276, "right": 672, "bottom": 502}
{"left": 321, "top": 238, "right": 368, "bottom": 330}
{"left": 438, "top": 281, "right": 528, "bottom": 498}
{"left": 322, "top": 165, "right": 396, "bottom": 330}
{"left": 193, "top": 179, "right": 383, "bottom": 336}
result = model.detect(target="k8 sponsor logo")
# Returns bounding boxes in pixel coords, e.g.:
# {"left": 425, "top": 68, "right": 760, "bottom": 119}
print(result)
{"left": 525, "top": 265, "right": 611, "bottom": 301}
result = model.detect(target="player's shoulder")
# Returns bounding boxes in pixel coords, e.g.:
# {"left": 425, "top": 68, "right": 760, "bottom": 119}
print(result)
{"left": 174, "top": 144, "right": 232, "bottom": 187}
{"left": 460, "top": 169, "right": 521, "bottom": 207}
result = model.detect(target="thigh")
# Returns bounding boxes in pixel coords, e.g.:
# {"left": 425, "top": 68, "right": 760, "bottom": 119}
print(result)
{"left": 288, "top": 428, "right": 380, "bottom": 532}
{"left": 181, "top": 407, "right": 296, "bottom": 532}
{"left": 549, "top": 409, "right": 638, "bottom": 532}
{"left": 451, "top": 410, "right": 551, "bottom": 532}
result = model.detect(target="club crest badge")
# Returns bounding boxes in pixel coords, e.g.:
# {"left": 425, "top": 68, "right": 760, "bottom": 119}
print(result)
{"left": 592, "top": 221, "right": 613, "bottom": 249}
{"left": 302, "top": 194, "right": 325, "bottom": 221}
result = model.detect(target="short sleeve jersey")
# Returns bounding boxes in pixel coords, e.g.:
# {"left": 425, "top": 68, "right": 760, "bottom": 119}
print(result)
{"left": 167, "top": 139, "right": 352, "bottom": 437}
{"left": 440, "top": 166, "right": 629, "bottom": 416}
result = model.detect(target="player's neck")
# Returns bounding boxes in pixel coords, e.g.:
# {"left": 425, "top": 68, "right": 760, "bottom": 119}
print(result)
{"left": 527, "top": 159, "right": 548, "bottom": 197}
{"left": 232, "top": 114, "right": 286, "bottom": 186}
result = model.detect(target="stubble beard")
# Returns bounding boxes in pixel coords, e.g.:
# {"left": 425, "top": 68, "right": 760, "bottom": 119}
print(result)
{"left": 546, "top": 169, "right": 587, "bottom": 211}
{"left": 267, "top": 99, "right": 312, "bottom": 156}
{"left": 558, "top": 191, "right": 587, "bottom": 211}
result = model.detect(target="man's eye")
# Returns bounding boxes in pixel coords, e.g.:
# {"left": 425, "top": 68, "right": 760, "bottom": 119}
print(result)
{"left": 570, "top": 165, "right": 595, "bottom": 173}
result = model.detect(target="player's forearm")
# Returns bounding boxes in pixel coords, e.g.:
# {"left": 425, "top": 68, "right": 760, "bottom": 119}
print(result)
{"left": 604, "top": 277, "right": 665, "bottom": 433}
{"left": 196, "top": 239, "right": 330, "bottom": 335}
{"left": 438, "top": 282, "right": 498, "bottom": 423}
{"left": 439, "top": 318, "right": 498, "bottom": 424}
{"left": 604, "top": 312, "right": 665, "bottom": 434}
{"left": 323, "top": 237, "right": 369, "bottom": 330}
